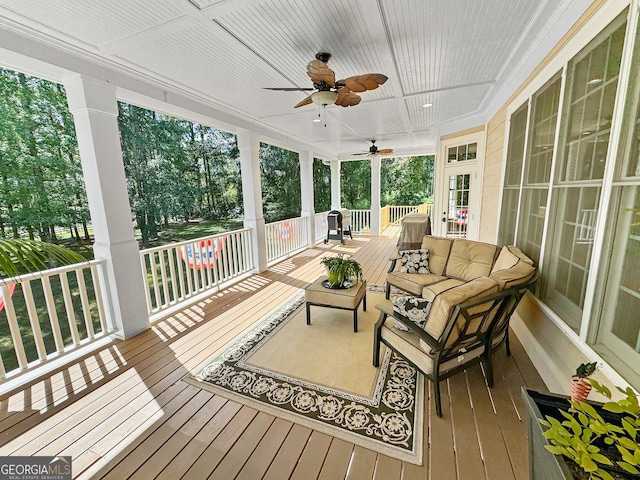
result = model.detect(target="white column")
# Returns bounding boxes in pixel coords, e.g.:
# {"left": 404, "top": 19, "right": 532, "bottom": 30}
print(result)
{"left": 299, "top": 151, "right": 315, "bottom": 245}
{"left": 65, "top": 75, "right": 148, "bottom": 339}
{"left": 238, "top": 132, "right": 267, "bottom": 273}
{"left": 370, "top": 156, "right": 381, "bottom": 236}
{"left": 330, "top": 160, "right": 341, "bottom": 210}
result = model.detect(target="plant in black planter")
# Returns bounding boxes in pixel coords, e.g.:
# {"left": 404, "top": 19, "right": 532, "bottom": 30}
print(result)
{"left": 320, "top": 254, "right": 363, "bottom": 288}
{"left": 534, "top": 380, "right": 640, "bottom": 480}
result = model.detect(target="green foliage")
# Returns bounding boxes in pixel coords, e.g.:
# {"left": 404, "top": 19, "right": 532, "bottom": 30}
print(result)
{"left": 320, "top": 253, "right": 363, "bottom": 287}
{"left": 0, "top": 239, "right": 85, "bottom": 278}
{"left": 576, "top": 362, "right": 598, "bottom": 377}
{"left": 259, "top": 144, "right": 301, "bottom": 223}
{"left": 381, "top": 155, "right": 434, "bottom": 206}
{"left": 341, "top": 160, "right": 371, "bottom": 209}
{"left": 313, "top": 158, "right": 331, "bottom": 213}
{"left": 539, "top": 379, "right": 640, "bottom": 479}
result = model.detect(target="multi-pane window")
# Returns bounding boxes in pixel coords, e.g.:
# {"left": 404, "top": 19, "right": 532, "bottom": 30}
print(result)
{"left": 447, "top": 143, "right": 477, "bottom": 163}
{"left": 542, "top": 18, "right": 626, "bottom": 332}
{"left": 497, "top": 104, "right": 528, "bottom": 246}
{"left": 516, "top": 75, "right": 562, "bottom": 265}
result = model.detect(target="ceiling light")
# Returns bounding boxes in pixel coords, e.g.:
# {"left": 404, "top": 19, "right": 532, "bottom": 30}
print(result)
{"left": 311, "top": 91, "right": 338, "bottom": 106}
{"left": 312, "top": 116, "right": 321, "bottom": 123}
{"left": 587, "top": 78, "right": 602, "bottom": 85}
{"left": 422, "top": 103, "right": 433, "bottom": 108}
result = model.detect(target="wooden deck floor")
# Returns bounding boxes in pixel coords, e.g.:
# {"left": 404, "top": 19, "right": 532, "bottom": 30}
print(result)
{"left": 0, "top": 232, "right": 547, "bottom": 479}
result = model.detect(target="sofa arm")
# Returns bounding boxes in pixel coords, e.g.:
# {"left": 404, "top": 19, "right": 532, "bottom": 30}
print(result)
{"left": 375, "top": 303, "right": 442, "bottom": 351}
{"left": 387, "top": 255, "right": 401, "bottom": 273}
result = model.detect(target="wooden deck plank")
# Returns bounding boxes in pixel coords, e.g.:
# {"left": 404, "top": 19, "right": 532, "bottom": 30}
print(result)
{"left": 208, "top": 411, "right": 275, "bottom": 480}
{"left": 262, "top": 424, "right": 312, "bottom": 480}
{"left": 428, "top": 380, "right": 457, "bottom": 480}
{"left": 155, "top": 401, "right": 242, "bottom": 480}
{"left": 345, "top": 446, "right": 377, "bottom": 480}
{"left": 317, "top": 438, "right": 354, "bottom": 480}
{"left": 180, "top": 406, "right": 259, "bottom": 480}
{"left": 234, "top": 417, "right": 293, "bottom": 480}
{"left": 373, "top": 455, "right": 402, "bottom": 480}
{"left": 448, "top": 372, "right": 485, "bottom": 480}
{"left": 466, "top": 366, "right": 517, "bottom": 480}
{"left": 289, "top": 431, "right": 332, "bottom": 480}
{"left": 126, "top": 394, "right": 228, "bottom": 480}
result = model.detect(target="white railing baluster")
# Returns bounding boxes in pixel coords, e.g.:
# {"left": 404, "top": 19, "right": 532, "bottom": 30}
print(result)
{"left": 2, "top": 285, "right": 28, "bottom": 369}
{"left": 42, "top": 276, "right": 64, "bottom": 353}
{"left": 60, "top": 272, "right": 81, "bottom": 346}
{"left": 264, "top": 217, "right": 311, "bottom": 264}
{"left": 140, "top": 255, "right": 153, "bottom": 314}
{"left": 76, "top": 270, "right": 95, "bottom": 339}
{"left": 90, "top": 264, "right": 108, "bottom": 333}
{"left": 168, "top": 248, "right": 178, "bottom": 303}
{"left": 158, "top": 250, "right": 170, "bottom": 305}
{"left": 149, "top": 252, "right": 161, "bottom": 310}
{"left": 22, "top": 281, "right": 47, "bottom": 361}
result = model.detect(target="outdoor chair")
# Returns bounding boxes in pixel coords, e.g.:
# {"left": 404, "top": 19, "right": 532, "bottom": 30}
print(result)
{"left": 373, "top": 274, "right": 537, "bottom": 417}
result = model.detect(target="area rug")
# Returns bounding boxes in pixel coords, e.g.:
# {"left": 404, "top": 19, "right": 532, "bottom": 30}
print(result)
{"left": 185, "top": 286, "right": 424, "bottom": 465}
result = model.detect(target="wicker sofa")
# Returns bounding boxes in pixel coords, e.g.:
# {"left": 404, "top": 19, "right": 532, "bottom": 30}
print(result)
{"left": 375, "top": 236, "right": 537, "bottom": 416}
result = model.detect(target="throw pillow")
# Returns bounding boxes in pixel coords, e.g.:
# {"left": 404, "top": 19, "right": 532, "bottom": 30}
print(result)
{"left": 398, "top": 249, "right": 430, "bottom": 274}
{"left": 390, "top": 294, "right": 432, "bottom": 331}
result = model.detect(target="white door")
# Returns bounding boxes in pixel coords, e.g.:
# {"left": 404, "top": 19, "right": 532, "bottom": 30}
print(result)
{"left": 434, "top": 134, "right": 484, "bottom": 240}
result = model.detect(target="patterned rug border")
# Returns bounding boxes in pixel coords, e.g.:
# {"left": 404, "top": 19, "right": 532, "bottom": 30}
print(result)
{"left": 184, "top": 285, "right": 424, "bottom": 465}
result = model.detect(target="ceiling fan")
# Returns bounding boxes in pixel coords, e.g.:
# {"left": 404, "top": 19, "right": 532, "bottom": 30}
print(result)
{"left": 264, "top": 52, "right": 388, "bottom": 108}
{"left": 352, "top": 140, "right": 394, "bottom": 157}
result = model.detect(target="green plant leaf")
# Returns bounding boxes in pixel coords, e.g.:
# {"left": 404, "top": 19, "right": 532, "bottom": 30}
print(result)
{"left": 618, "top": 462, "right": 640, "bottom": 474}
{"left": 0, "top": 239, "right": 85, "bottom": 278}
{"left": 603, "top": 402, "right": 624, "bottom": 414}
{"left": 617, "top": 446, "right": 637, "bottom": 464}
{"left": 621, "top": 418, "right": 636, "bottom": 438}
{"left": 544, "top": 445, "right": 567, "bottom": 455}
{"left": 596, "top": 469, "right": 615, "bottom": 480}
{"left": 619, "top": 436, "right": 637, "bottom": 451}
{"left": 590, "top": 453, "right": 613, "bottom": 465}
{"left": 581, "top": 453, "right": 598, "bottom": 472}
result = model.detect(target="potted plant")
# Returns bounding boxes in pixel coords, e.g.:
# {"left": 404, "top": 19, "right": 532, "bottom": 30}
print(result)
{"left": 571, "top": 362, "right": 598, "bottom": 403}
{"left": 523, "top": 380, "right": 640, "bottom": 480}
{"left": 320, "top": 253, "right": 363, "bottom": 289}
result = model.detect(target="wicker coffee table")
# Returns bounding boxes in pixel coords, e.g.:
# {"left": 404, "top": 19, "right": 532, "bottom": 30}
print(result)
{"left": 304, "top": 276, "right": 367, "bottom": 332}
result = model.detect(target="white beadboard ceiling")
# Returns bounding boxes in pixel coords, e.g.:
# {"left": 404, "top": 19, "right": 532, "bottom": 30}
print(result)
{"left": 0, "top": 0, "right": 592, "bottom": 158}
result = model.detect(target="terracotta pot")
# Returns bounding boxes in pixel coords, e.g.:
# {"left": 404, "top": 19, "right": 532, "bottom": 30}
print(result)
{"left": 570, "top": 375, "right": 592, "bottom": 403}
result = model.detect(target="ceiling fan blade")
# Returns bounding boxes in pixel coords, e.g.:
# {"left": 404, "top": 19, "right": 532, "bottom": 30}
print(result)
{"left": 335, "top": 87, "right": 361, "bottom": 107}
{"left": 377, "top": 148, "right": 394, "bottom": 155}
{"left": 307, "top": 60, "right": 336, "bottom": 87}
{"left": 336, "top": 73, "right": 388, "bottom": 93}
{"left": 294, "top": 96, "right": 314, "bottom": 108}
{"left": 351, "top": 151, "right": 371, "bottom": 156}
{"left": 263, "top": 87, "right": 315, "bottom": 91}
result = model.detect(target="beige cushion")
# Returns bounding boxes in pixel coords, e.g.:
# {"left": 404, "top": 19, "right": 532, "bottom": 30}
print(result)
{"left": 422, "top": 276, "right": 500, "bottom": 343}
{"left": 305, "top": 277, "right": 366, "bottom": 309}
{"left": 421, "top": 278, "right": 466, "bottom": 301}
{"left": 444, "top": 239, "right": 498, "bottom": 281}
{"left": 491, "top": 245, "right": 533, "bottom": 274}
{"left": 387, "top": 272, "right": 448, "bottom": 296}
{"left": 379, "top": 315, "right": 484, "bottom": 374}
{"left": 419, "top": 236, "right": 454, "bottom": 275}
{"left": 489, "top": 245, "right": 535, "bottom": 290}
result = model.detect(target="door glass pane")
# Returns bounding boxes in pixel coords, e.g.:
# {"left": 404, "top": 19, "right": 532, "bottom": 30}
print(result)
{"left": 446, "top": 174, "right": 469, "bottom": 238}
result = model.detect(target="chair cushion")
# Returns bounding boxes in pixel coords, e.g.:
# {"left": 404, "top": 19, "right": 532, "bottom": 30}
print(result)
{"left": 489, "top": 245, "right": 535, "bottom": 290}
{"left": 422, "top": 276, "right": 500, "bottom": 343}
{"left": 419, "top": 236, "right": 453, "bottom": 275}
{"left": 444, "top": 239, "right": 498, "bottom": 281}
{"left": 379, "top": 316, "right": 484, "bottom": 374}
{"left": 387, "top": 272, "right": 448, "bottom": 296}
{"left": 398, "top": 249, "right": 430, "bottom": 274}
{"left": 390, "top": 294, "right": 431, "bottom": 331}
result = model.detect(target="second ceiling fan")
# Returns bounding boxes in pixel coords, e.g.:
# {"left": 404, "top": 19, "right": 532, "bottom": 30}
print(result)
{"left": 351, "top": 140, "right": 394, "bottom": 157}
{"left": 265, "top": 52, "right": 388, "bottom": 108}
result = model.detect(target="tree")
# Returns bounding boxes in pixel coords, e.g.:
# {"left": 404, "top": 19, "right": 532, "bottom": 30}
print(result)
{"left": 259, "top": 144, "right": 301, "bottom": 223}
{"left": 341, "top": 160, "right": 371, "bottom": 209}
{"left": 381, "top": 155, "right": 434, "bottom": 205}
{"left": 313, "top": 158, "right": 331, "bottom": 212}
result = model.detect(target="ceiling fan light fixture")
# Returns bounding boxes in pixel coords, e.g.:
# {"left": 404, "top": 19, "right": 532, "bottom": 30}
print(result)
{"left": 311, "top": 91, "right": 338, "bottom": 106}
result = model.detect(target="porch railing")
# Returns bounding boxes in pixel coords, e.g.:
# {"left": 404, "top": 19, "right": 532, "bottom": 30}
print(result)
{"left": 0, "top": 260, "right": 112, "bottom": 380}
{"left": 265, "top": 216, "right": 310, "bottom": 264}
{"left": 350, "top": 210, "right": 371, "bottom": 233}
{"left": 384, "top": 203, "right": 432, "bottom": 227}
{"left": 314, "top": 211, "right": 329, "bottom": 243}
{"left": 139, "top": 228, "right": 254, "bottom": 316}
